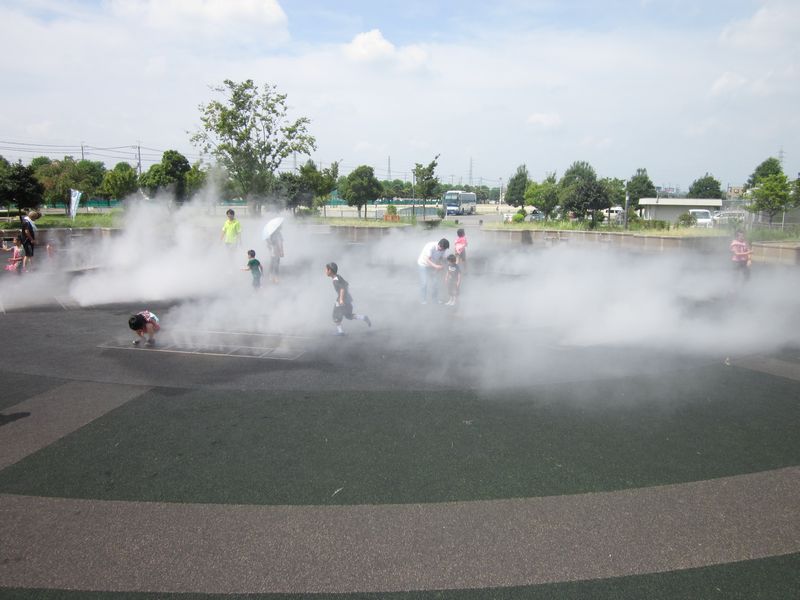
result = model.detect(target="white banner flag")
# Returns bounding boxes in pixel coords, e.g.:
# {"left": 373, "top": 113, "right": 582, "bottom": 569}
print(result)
{"left": 69, "top": 189, "right": 82, "bottom": 220}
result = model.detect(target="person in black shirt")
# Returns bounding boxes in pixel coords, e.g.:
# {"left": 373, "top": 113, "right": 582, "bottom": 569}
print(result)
{"left": 325, "top": 262, "right": 371, "bottom": 336}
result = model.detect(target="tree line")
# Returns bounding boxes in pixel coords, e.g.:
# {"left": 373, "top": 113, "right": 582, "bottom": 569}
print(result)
{"left": 1, "top": 79, "right": 798, "bottom": 224}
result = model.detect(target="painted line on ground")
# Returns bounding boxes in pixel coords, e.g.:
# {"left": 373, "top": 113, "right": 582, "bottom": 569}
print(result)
{"left": 1, "top": 467, "right": 798, "bottom": 594}
{"left": 0, "top": 381, "right": 151, "bottom": 470}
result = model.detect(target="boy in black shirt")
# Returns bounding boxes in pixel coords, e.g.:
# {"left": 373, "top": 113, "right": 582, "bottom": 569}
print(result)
{"left": 325, "top": 262, "right": 371, "bottom": 336}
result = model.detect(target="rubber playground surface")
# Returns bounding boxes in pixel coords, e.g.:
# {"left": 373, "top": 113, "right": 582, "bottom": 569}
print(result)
{"left": 1, "top": 282, "right": 799, "bottom": 598}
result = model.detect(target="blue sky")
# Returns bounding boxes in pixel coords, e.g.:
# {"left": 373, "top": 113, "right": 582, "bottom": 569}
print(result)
{"left": 0, "top": 0, "right": 797, "bottom": 190}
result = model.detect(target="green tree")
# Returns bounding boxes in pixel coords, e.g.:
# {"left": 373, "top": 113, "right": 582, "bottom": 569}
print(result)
{"left": 559, "top": 161, "right": 597, "bottom": 219}
{"left": 601, "top": 177, "right": 626, "bottom": 208}
{"left": 524, "top": 173, "right": 559, "bottom": 219}
{"left": 2, "top": 161, "right": 44, "bottom": 212}
{"left": 626, "top": 168, "right": 656, "bottom": 208}
{"left": 161, "top": 150, "right": 191, "bottom": 201}
{"left": 184, "top": 162, "right": 208, "bottom": 200}
{"left": 745, "top": 157, "right": 782, "bottom": 190}
{"left": 314, "top": 161, "right": 340, "bottom": 208}
{"left": 748, "top": 173, "right": 793, "bottom": 224}
{"left": 505, "top": 165, "right": 529, "bottom": 208}
{"left": 342, "top": 165, "right": 383, "bottom": 218}
{"left": 688, "top": 173, "right": 724, "bottom": 199}
{"left": 138, "top": 150, "right": 192, "bottom": 200}
{"left": 100, "top": 162, "right": 139, "bottom": 200}
{"left": 412, "top": 155, "right": 440, "bottom": 217}
{"left": 580, "top": 178, "right": 611, "bottom": 227}
{"left": 191, "top": 79, "right": 316, "bottom": 212}
{"left": 34, "top": 157, "right": 105, "bottom": 210}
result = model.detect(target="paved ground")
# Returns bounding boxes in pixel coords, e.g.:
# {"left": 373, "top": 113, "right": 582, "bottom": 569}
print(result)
{"left": 0, "top": 258, "right": 799, "bottom": 598}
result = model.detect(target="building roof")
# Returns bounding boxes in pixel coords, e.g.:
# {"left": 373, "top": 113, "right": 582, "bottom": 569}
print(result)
{"left": 638, "top": 197, "right": 722, "bottom": 207}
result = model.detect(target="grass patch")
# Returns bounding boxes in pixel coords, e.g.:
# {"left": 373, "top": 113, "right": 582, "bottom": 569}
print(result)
{"left": 0, "top": 212, "right": 122, "bottom": 229}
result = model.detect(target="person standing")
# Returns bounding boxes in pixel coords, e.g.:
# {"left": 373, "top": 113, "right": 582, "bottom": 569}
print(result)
{"left": 267, "top": 225, "right": 284, "bottom": 284}
{"left": 444, "top": 254, "right": 462, "bottom": 306}
{"left": 417, "top": 238, "right": 449, "bottom": 304}
{"left": 730, "top": 229, "right": 752, "bottom": 283}
{"left": 454, "top": 228, "right": 468, "bottom": 271}
{"left": 20, "top": 209, "right": 40, "bottom": 271}
{"left": 220, "top": 209, "right": 241, "bottom": 251}
{"left": 325, "top": 262, "right": 371, "bottom": 336}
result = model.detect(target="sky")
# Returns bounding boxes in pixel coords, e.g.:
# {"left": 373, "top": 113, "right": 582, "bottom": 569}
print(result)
{"left": 0, "top": 0, "right": 798, "bottom": 192}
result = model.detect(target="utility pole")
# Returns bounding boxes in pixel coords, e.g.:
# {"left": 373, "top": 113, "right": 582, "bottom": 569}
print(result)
{"left": 136, "top": 143, "right": 142, "bottom": 176}
{"left": 469, "top": 157, "right": 473, "bottom": 187}
{"left": 80, "top": 142, "right": 85, "bottom": 160}
{"left": 387, "top": 156, "right": 391, "bottom": 180}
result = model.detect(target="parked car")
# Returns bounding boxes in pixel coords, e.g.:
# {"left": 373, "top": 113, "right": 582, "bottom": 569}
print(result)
{"left": 688, "top": 209, "right": 713, "bottom": 228}
{"left": 712, "top": 210, "right": 747, "bottom": 226}
{"left": 526, "top": 208, "right": 545, "bottom": 221}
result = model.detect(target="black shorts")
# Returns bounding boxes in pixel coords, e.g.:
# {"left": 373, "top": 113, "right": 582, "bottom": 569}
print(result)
{"left": 332, "top": 303, "right": 354, "bottom": 323}
{"left": 22, "top": 241, "right": 34, "bottom": 257}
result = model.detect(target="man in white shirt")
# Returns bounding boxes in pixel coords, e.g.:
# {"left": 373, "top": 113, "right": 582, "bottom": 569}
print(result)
{"left": 417, "top": 238, "right": 449, "bottom": 304}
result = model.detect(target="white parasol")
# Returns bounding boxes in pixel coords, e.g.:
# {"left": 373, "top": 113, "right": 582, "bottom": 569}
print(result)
{"left": 262, "top": 217, "right": 284, "bottom": 240}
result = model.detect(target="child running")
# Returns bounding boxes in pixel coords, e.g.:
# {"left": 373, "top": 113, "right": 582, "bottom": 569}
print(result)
{"left": 325, "top": 262, "right": 371, "bottom": 336}
{"left": 445, "top": 254, "right": 462, "bottom": 306}
{"left": 242, "top": 249, "right": 264, "bottom": 289}
{"left": 128, "top": 310, "right": 160, "bottom": 346}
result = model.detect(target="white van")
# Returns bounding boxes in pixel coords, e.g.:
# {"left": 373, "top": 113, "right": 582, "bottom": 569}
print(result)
{"left": 688, "top": 209, "right": 713, "bottom": 228}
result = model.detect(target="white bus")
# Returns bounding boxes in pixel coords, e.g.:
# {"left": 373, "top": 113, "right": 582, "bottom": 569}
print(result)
{"left": 443, "top": 190, "right": 477, "bottom": 216}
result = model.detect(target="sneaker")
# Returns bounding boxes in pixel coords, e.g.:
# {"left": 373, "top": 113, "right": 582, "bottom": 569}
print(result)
{"left": 132, "top": 339, "right": 141, "bottom": 346}
{"left": 145, "top": 339, "right": 156, "bottom": 347}
{"left": 364, "top": 315, "right": 372, "bottom": 328}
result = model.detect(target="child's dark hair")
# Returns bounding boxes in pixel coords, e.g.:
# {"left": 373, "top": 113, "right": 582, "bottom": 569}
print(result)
{"left": 457, "top": 228, "right": 465, "bottom": 237}
{"left": 226, "top": 209, "right": 235, "bottom": 216}
{"left": 438, "top": 238, "right": 450, "bottom": 249}
{"left": 247, "top": 249, "right": 256, "bottom": 258}
{"left": 14, "top": 235, "right": 22, "bottom": 244}
{"left": 326, "top": 262, "right": 338, "bottom": 274}
{"left": 128, "top": 314, "right": 146, "bottom": 331}
{"left": 447, "top": 254, "right": 457, "bottom": 263}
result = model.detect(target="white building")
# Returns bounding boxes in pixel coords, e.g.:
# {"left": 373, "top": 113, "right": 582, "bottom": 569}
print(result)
{"left": 638, "top": 198, "right": 722, "bottom": 223}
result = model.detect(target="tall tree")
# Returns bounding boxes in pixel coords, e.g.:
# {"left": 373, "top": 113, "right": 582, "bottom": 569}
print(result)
{"left": 34, "top": 157, "right": 105, "bottom": 210}
{"left": 688, "top": 173, "right": 724, "bottom": 199}
{"left": 2, "top": 161, "right": 44, "bottom": 211}
{"left": 601, "top": 177, "right": 626, "bottom": 208}
{"left": 505, "top": 164, "right": 529, "bottom": 208}
{"left": 748, "top": 173, "right": 792, "bottom": 224}
{"left": 100, "top": 162, "right": 139, "bottom": 200}
{"left": 559, "top": 161, "right": 597, "bottom": 219}
{"left": 525, "top": 172, "right": 559, "bottom": 219}
{"left": 184, "top": 162, "right": 208, "bottom": 200}
{"left": 138, "top": 150, "right": 191, "bottom": 200}
{"left": 341, "top": 165, "right": 383, "bottom": 219}
{"left": 745, "top": 157, "right": 782, "bottom": 190}
{"left": 191, "top": 79, "right": 316, "bottom": 212}
{"left": 412, "top": 155, "right": 440, "bottom": 216}
{"left": 626, "top": 168, "right": 656, "bottom": 208}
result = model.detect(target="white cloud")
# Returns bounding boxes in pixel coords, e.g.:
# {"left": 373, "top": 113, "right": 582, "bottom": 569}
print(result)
{"left": 108, "top": 0, "right": 289, "bottom": 47}
{"left": 526, "top": 113, "right": 562, "bottom": 130}
{"left": 710, "top": 71, "right": 748, "bottom": 95}
{"left": 342, "top": 29, "right": 428, "bottom": 71}
{"left": 720, "top": 0, "right": 800, "bottom": 50}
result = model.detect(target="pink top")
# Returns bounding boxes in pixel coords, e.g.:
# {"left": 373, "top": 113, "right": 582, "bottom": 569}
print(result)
{"left": 454, "top": 235, "right": 467, "bottom": 255}
{"left": 730, "top": 239, "right": 750, "bottom": 262}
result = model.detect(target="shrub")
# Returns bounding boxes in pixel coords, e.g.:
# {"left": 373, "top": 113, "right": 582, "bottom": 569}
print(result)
{"left": 512, "top": 212, "right": 526, "bottom": 223}
{"left": 677, "top": 212, "right": 696, "bottom": 228}
{"left": 386, "top": 204, "right": 398, "bottom": 216}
